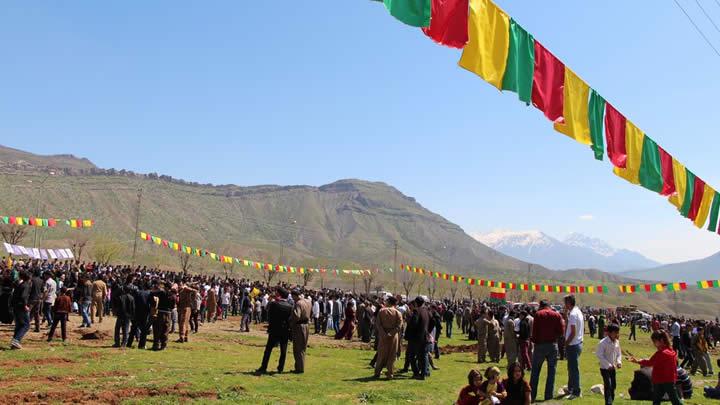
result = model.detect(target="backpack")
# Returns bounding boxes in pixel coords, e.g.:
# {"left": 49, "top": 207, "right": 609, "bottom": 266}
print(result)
{"left": 629, "top": 369, "right": 653, "bottom": 401}
{"left": 519, "top": 318, "right": 531, "bottom": 340}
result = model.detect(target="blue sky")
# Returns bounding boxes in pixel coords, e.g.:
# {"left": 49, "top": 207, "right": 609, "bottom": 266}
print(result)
{"left": 2, "top": 1, "right": 719, "bottom": 263}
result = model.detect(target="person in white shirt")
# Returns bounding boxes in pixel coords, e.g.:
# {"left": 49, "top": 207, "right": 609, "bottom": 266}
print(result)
{"left": 596, "top": 323, "right": 622, "bottom": 405}
{"left": 563, "top": 295, "right": 584, "bottom": 399}
{"left": 42, "top": 272, "right": 57, "bottom": 327}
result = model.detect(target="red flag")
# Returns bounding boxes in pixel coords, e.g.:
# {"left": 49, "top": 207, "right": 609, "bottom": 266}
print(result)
{"left": 688, "top": 176, "right": 706, "bottom": 221}
{"left": 643, "top": 284, "right": 651, "bottom": 292}
{"left": 679, "top": 282, "right": 687, "bottom": 290}
{"left": 422, "top": 0, "right": 469, "bottom": 49}
{"left": 578, "top": 286, "right": 585, "bottom": 294}
{"left": 531, "top": 41, "right": 565, "bottom": 122}
{"left": 658, "top": 146, "right": 675, "bottom": 196}
{"left": 604, "top": 103, "right": 627, "bottom": 168}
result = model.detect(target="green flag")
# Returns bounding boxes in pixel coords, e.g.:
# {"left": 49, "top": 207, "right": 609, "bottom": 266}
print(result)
{"left": 501, "top": 19, "right": 535, "bottom": 104}
{"left": 383, "top": 0, "right": 431, "bottom": 27}
{"left": 588, "top": 90, "right": 606, "bottom": 161}
{"left": 708, "top": 192, "right": 720, "bottom": 232}
{"left": 680, "top": 170, "right": 696, "bottom": 217}
{"left": 638, "top": 136, "right": 663, "bottom": 193}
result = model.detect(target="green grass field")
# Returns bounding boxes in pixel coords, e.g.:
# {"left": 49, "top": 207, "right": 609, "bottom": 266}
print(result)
{"left": 0, "top": 316, "right": 717, "bottom": 404}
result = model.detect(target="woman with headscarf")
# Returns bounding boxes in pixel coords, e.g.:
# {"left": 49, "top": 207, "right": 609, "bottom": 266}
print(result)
{"left": 335, "top": 301, "right": 356, "bottom": 340}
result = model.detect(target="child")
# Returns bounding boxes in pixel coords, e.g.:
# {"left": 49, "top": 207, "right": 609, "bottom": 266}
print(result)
{"left": 502, "top": 362, "right": 531, "bottom": 405}
{"left": 48, "top": 287, "right": 71, "bottom": 343}
{"left": 596, "top": 323, "right": 622, "bottom": 405}
{"left": 456, "top": 369, "right": 486, "bottom": 405}
{"left": 480, "top": 366, "right": 506, "bottom": 405}
{"left": 629, "top": 330, "right": 683, "bottom": 405}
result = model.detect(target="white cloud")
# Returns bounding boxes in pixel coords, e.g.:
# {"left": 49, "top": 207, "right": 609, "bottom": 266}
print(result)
{"left": 578, "top": 214, "right": 594, "bottom": 221}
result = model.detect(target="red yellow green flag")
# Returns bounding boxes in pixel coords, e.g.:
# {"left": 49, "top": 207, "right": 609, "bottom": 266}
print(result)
{"left": 458, "top": 0, "right": 510, "bottom": 89}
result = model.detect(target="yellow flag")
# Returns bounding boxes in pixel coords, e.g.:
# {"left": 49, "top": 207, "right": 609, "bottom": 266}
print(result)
{"left": 587, "top": 286, "right": 594, "bottom": 294}
{"left": 613, "top": 121, "right": 644, "bottom": 184}
{"left": 140, "top": 232, "right": 147, "bottom": 240}
{"left": 458, "top": 0, "right": 510, "bottom": 89}
{"left": 668, "top": 158, "right": 687, "bottom": 209}
{"left": 701, "top": 280, "right": 710, "bottom": 289}
{"left": 553, "top": 68, "right": 591, "bottom": 145}
{"left": 694, "top": 184, "right": 715, "bottom": 228}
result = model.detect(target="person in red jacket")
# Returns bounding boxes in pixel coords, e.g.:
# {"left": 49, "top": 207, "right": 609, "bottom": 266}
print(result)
{"left": 629, "top": 330, "right": 683, "bottom": 405}
{"left": 48, "top": 287, "right": 72, "bottom": 343}
{"left": 456, "top": 369, "right": 486, "bottom": 405}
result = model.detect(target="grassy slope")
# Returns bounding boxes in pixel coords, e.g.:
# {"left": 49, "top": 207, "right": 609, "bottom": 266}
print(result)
{"left": 0, "top": 314, "right": 717, "bottom": 404}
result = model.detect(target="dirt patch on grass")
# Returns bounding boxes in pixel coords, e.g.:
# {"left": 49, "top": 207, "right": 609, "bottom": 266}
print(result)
{"left": 440, "top": 343, "right": 478, "bottom": 355}
{"left": 0, "top": 371, "right": 130, "bottom": 390}
{"left": 1, "top": 383, "right": 217, "bottom": 404}
{"left": 0, "top": 356, "right": 75, "bottom": 368}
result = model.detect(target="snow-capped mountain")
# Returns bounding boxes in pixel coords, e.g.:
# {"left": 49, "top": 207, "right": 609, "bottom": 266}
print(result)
{"left": 473, "top": 230, "right": 661, "bottom": 272}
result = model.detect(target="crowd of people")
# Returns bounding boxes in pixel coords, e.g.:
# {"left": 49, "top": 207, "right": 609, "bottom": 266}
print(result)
{"left": 2, "top": 255, "right": 720, "bottom": 404}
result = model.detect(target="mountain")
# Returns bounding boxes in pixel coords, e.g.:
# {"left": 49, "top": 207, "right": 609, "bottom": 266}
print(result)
{"left": 473, "top": 230, "right": 660, "bottom": 272}
{"left": 3, "top": 145, "right": 718, "bottom": 317}
{"left": 622, "top": 251, "right": 720, "bottom": 282}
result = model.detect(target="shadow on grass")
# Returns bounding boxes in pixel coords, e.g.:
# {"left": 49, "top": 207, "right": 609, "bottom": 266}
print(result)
{"left": 343, "top": 375, "right": 413, "bottom": 383}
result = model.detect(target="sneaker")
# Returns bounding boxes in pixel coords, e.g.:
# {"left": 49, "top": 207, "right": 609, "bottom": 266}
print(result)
{"left": 10, "top": 340, "right": 22, "bottom": 350}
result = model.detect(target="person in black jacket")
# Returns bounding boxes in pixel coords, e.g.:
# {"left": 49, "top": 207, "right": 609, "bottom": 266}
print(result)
{"left": 256, "top": 287, "right": 293, "bottom": 375}
{"left": 10, "top": 270, "right": 32, "bottom": 349}
{"left": 409, "top": 297, "right": 431, "bottom": 379}
{"left": 150, "top": 280, "right": 175, "bottom": 351}
{"left": 443, "top": 306, "right": 455, "bottom": 338}
{"left": 127, "top": 283, "right": 151, "bottom": 349}
{"left": 29, "top": 270, "right": 44, "bottom": 333}
{"left": 113, "top": 285, "right": 136, "bottom": 348}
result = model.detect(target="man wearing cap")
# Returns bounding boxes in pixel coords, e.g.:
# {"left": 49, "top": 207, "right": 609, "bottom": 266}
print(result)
{"left": 529, "top": 300, "right": 565, "bottom": 402}
{"left": 290, "top": 289, "right": 312, "bottom": 373}
{"left": 256, "top": 287, "right": 293, "bottom": 375}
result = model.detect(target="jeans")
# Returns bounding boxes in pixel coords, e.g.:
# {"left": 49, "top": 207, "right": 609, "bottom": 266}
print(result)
{"left": 13, "top": 309, "right": 31, "bottom": 343}
{"left": 333, "top": 315, "right": 340, "bottom": 334}
{"left": 446, "top": 321, "right": 453, "bottom": 338}
{"left": 221, "top": 304, "right": 229, "bottom": 319}
{"left": 114, "top": 317, "right": 131, "bottom": 347}
{"left": 600, "top": 368, "right": 616, "bottom": 405}
{"left": 259, "top": 334, "right": 288, "bottom": 372}
{"left": 519, "top": 340, "right": 532, "bottom": 370}
{"left": 43, "top": 302, "right": 54, "bottom": 326}
{"left": 566, "top": 343, "right": 582, "bottom": 396}
{"left": 48, "top": 313, "right": 67, "bottom": 341}
{"left": 530, "top": 343, "right": 559, "bottom": 401}
{"left": 424, "top": 342, "right": 433, "bottom": 376}
{"left": 128, "top": 314, "right": 151, "bottom": 348}
{"left": 80, "top": 301, "right": 92, "bottom": 327}
{"left": 653, "top": 382, "right": 683, "bottom": 405}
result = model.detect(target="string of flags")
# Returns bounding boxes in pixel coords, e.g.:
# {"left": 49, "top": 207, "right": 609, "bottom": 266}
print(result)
{"left": 139, "top": 232, "right": 382, "bottom": 276}
{"left": 1, "top": 216, "right": 94, "bottom": 228}
{"left": 696, "top": 280, "right": 720, "bottom": 290}
{"left": 618, "top": 283, "right": 688, "bottom": 293}
{"left": 373, "top": 0, "right": 720, "bottom": 237}
{"left": 401, "top": 264, "right": 608, "bottom": 294}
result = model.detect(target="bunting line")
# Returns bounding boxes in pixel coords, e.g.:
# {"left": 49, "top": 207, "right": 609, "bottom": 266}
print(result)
{"left": 372, "top": 0, "right": 720, "bottom": 237}
{"left": 1, "top": 215, "right": 94, "bottom": 229}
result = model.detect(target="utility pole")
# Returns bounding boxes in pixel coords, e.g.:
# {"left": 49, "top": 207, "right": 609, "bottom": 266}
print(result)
{"left": 393, "top": 240, "right": 398, "bottom": 293}
{"left": 131, "top": 188, "right": 143, "bottom": 266}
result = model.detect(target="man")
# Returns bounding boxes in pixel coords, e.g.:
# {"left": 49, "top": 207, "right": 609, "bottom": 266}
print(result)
{"left": 443, "top": 305, "right": 454, "bottom": 338}
{"left": 176, "top": 280, "right": 197, "bottom": 343}
{"left": 290, "top": 289, "right": 312, "bottom": 374}
{"left": 563, "top": 295, "right": 584, "bottom": 399}
{"left": 529, "top": 300, "right": 565, "bottom": 403}
{"left": 671, "top": 318, "right": 681, "bottom": 354}
{"left": 256, "top": 287, "right": 293, "bottom": 375}
{"left": 113, "top": 285, "right": 135, "bottom": 348}
{"left": 518, "top": 310, "right": 532, "bottom": 371}
{"left": 504, "top": 311, "right": 518, "bottom": 366}
{"left": 128, "top": 282, "right": 151, "bottom": 349}
{"left": 410, "top": 296, "right": 431, "bottom": 379}
{"left": 475, "top": 308, "right": 489, "bottom": 363}
{"left": 78, "top": 275, "right": 93, "bottom": 327}
{"left": 628, "top": 317, "right": 637, "bottom": 341}
{"left": 91, "top": 275, "right": 108, "bottom": 324}
{"left": 240, "top": 290, "right": 252, "bottom": 332}
{"left": 311, "top": 295, "right": 321, "bottom": 334}
{"left": 29, "top": 270, "right": 44, "bottom": 332}
{"left": 150, "top": 280, "right": 175, "bottom": 351}
{"left": 331, "top": 295, "right": 342, "bottom": 335}
{"left": 10, "top": 271, "right": 32, "bottom": 349}
{"left": 206, "top": 284, "right": 217, "bottom": 323}
{"left": 42, "top": 271, "right": 57, "bottom": 329}
{"left": 487, "top": 311, "right": 502, "bottom": 363}
{"left": 374, "top": 295, "right": 403, "bottom": 379}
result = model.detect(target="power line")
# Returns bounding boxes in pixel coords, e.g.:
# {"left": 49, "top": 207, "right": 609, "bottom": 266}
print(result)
{"left": 695, "top": 0, "right": 720, "bottom": 33}
{"left": 672, "top": 0, "right": 720, "bottom": 58}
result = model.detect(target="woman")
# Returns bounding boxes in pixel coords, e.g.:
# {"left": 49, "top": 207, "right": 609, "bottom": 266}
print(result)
{"left": 335, "top": 301, "right": 356, "bottom": 340}
{"left": 502, "top": 363, "right": 531, "bottom": 405}
{"left": 456, "top": 369, "right": 486, "bottom": 405}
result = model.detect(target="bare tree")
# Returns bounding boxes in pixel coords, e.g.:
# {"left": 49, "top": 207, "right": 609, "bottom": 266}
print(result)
{"left": 91, "top": 235, "right": 124, "bottom": 266}
{"left": 0, "top": 224, "right": 28, "bottom": 245}
{"left": 262, "top": 268, "right": 278, "bottom": 285}
{"left": 69, "top": 232, "right": 90, "bottom": 261}
{"left": 180, "top": 252, "right": 193, "bottom": 275}
{"left": 401, "top": 271, "right": 417, "bottom": 300}
{"left": 301, "top": 271, "right": 314, "bottom": 287}
{"left": 466, "top": 284, "right": 474, "bottom": 301}
{"left": 450, "top": 283, "right": 459, "bottom": 302}
{"left": 426, "top": 277, "right": 437, "bottom": 301}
